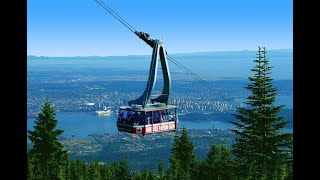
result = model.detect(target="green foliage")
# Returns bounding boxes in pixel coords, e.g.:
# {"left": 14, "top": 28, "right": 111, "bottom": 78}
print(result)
{"left": 189, "top": 159, "right": 205, "bottom": 180}
{"left": 217, "top": 145, "right": 234, "bottom": 179}
{"left": 205, "top": 143, "right": 219, "bottom": 179}
{"left": 27, "top": 98, "right": 69, "bottom": 179}
{"left": 147, "top": 171, "right": 157, "bottom": 180}
{"left": 131, "top": 172, "right": 142, "bottom": 180}
{"left": 158, "top": 158, "right": 164, "bottom": 180}
{"left": 28, "top": 156, "right": 133, "bottom": 180}
{"left": 63, "top": 157, "right": 70, "bottom": 180}
{"left": 88, "top": 161, "right": 100, "bottom": 180}
{"left": 134, "top": 167, "right": 157, "bottom": 180}
{"left": 231, "top": 47, "right": 293, "bottom": 178}
{"left": 99, "top": 163, "right": 112, "bottom": 180}
{"left": 81, "top": 160, "right": 90, "bottom": 180}
{"left": 167, "top": 127, "right": 195, "bottom": 180}
{"left": 141, "top": 165, "right": 149, "bottom": 180}
{"left": 112, "top": 155, "right": 131, "bottom": 180}
{"left": 27, "top": 152, "right": 34, "bottom": 180}
{"left": 193, "top": 142, "right": 235, "bottom": 180}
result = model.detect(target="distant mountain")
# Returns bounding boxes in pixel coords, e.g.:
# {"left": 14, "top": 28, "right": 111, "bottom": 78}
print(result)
{"left": 27, "top": 49, "right": 292, "bottom": 80}
{"left": 170, "top": 49, "right": 292, "bottom": 56}
{"left": 27, "top": 49, "right": 293, "bottom": 59}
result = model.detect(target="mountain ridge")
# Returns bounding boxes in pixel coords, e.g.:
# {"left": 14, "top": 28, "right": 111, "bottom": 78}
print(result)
{"left": 27, "top": 49, "right": 293, "bottom": 59}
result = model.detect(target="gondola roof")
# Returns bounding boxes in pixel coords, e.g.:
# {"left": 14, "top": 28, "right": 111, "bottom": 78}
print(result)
{"left": 119, "top": 104, "right": 177, "bottom": 112}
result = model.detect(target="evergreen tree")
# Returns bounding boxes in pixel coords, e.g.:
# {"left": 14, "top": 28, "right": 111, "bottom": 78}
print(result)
{"left": 114, "top": 155, "right": 131, "bottom": 180}
{"left": 28, "top": 98, "right": 69, "bottom": 179}
{"left": 217, "top": 145, "right": 234, "bottom": 179}
{"left": 166, "top": 153, "right": 180, "bottom": 180}
{"left": 88, "top": 161, "right": 100, "bottom": 180}
{"left": 27, "top": 152, "right": 34, "bottom": 180}
{"left": 167, "top": 127, "right": 195, "bottom": 179}
{"left": 141, "top": 165, "right": 149, "bottom": 180}
{"left": 99, "top": 163, "right": 111, "bottom": 180}
{"left": 205, "top": 143, "right": 219, "bottom": 180}
{"left": 69, "top": 160, "right": 80, "bottom": 180}
{"left": 231, "top": 47, "right": 293, "bottom": 178}
{"left": 147, "top": 171, "right": 157, "bottom": 180}
{"left": 189, "top": 159, "right": 205, "bottom": 180}
{"left": 191, "top": 143, "right": 235, "bottom": 180}
{"left": 158, "top": 158, "right": 164, "bottom": 180}
{"left": 110, "top": 162, "right": 119, "bottom": 179}
{"left": 131, "top": 172, "right": 142, "bottom": 180}
{"left": 81, "top": 160, "right": 89, "bottom": 180}
{"left": 63, "top": 157, "right": 70, "bottom": 180}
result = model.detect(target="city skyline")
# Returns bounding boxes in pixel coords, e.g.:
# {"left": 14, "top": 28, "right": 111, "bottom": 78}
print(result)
{"left": 28, "top": 0, "right": 293, "bottom": 56}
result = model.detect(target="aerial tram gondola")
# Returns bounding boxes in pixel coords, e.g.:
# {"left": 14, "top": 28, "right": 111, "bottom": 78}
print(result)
{"left": 94, "top": 1, "right": 179, "bottom": 135}
{"left": 95, "top": 0, "right": 239, "bottom": 135}
{"left": 116, "top": 31, "right": 179, "bottom": 135}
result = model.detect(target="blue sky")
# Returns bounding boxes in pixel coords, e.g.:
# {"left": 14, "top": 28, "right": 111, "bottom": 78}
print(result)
{"left": 27, "top": 0, "right": 292, "bottom": 56}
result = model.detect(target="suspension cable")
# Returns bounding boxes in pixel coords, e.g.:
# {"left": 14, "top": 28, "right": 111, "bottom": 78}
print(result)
{"left": 95, "top": 0, "right": 137, "bottom": 33}
{"left": 167, "top": 56, "right": 238, "bottom": 107}
{"left": 95, "top": 0, "right": 239, "bottom": 108}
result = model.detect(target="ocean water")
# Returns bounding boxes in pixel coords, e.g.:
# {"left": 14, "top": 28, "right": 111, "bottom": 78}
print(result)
{"left": 27, "top": 112, "right": 237, "bottom": 139}
{"left": 27, "top": 112, "right": 119, "bottom": 139}
{"left": 27, "top": 104, "right": 293, "bottom": 139}
{"left": 27, "top": 112, "right": 293, "bottom": 139}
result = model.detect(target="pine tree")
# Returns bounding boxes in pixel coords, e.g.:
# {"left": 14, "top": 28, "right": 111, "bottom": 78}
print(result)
{"left": 131, "top": 171, "right": 142, "bottom": 180}
{"left": 158, "top": 158, "right": 164, "bottom": 180}
{"left": 81, "top": 160, "right": 89, "bottom": 180}
{"left": 69, "top": 160, "right": 77, "bottom": 180}
{"left": 231, "top": 47, "right": 293, "bottom": 178}
{"left": 217, "top": 145, "right": 234, "bottom": 179}
{"left": 27, "top": 152, "right": 34, "bottom": 180}
{"left": 189, "top": 159, "right": 205, "bottom": 180}
{"left": 141, "top": 165, "right": 149, "bottom": 180}
{"left": 113, "top": 155, "right": 131, "bottom": 180}
{"left": 147, "top": 171, "right": 157, "bottom": 180}
{"left": 88, "top": 161, "right": 101, "bottom": 180}
{"left": 64, "top": 157, "right": 71, "bottom": 180}
{"left": 28, "top": 98, "right": 69, "bottom": 179}
{"left": 166, "top": 153, "right": 181, "bottom": 180}
{"left": 167, "top": 127, "right": 195, "bottom": 179}
{"left": 99, "top": 163, "right": 111, "bottom": 180}
{"left": 205, "top": 143, "right": 219, "bottom": 180}
{"left": 110, "top": 162, "right": 119, "bottom": 179}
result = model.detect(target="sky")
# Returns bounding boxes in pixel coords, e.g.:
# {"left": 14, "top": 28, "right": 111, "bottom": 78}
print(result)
{"left": 27, "top": 0, "right": 293, "bottom": 56}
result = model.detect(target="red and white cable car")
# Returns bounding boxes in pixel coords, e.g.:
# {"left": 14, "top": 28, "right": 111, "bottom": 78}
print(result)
{"left": 117, "top": 104, "right": 178, "bottom": 135}
{"left": 116, "top": 31, "right": 179, "bottom": 135}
